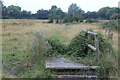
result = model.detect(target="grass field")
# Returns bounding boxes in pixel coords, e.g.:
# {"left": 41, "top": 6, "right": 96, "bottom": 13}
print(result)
{"left": 1, "top": 19, "right": 118, "bottom": 78}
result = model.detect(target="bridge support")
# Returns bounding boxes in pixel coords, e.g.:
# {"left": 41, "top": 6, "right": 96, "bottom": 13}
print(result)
{"left": 81, "top": 29, "right": 99, "bottom": 63}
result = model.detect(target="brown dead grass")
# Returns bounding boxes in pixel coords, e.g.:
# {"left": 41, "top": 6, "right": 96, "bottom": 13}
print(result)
{"left": 2, "top": 19, "right": 118, "bottom": 49}
{"left": 2, "top": 19, "right": 118, "bottom": 77}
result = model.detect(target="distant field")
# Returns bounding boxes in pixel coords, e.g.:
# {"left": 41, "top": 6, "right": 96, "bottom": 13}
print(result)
{"left": 2, "top": 19, "right": 118, "bottom": 78}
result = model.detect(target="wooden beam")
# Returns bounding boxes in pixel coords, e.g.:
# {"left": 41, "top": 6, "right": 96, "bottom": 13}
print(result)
{"left": 81, "top": 29, "right": 88, "bottom": 32}
{"left": 95, "top": 35, "right": 99, "bottom": 62}
{"left": 88, "top": 44, "right": 96, "bottom": 51}
{"left": 88, "top": 31, "right": 97, "bottom": 35}
{"left": 53, "top": 75, "right": 98, "bottom": 78}
{"left": 46, "top": 65, "right": 100, "bottom": 70}
{"left": 81, "top": 29, "right": 97, "bottom": 35}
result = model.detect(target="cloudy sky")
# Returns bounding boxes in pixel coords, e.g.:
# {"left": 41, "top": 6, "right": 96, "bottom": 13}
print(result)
{"left": 2, "top": 0, "right": 120, "bottom": 13}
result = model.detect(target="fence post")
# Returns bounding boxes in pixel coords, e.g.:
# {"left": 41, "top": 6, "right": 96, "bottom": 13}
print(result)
{"left": 88, "top": 33, "right": 91, "bottom": 43}
{"left": 95, "top": 35, "right": 99, "bottom": 63}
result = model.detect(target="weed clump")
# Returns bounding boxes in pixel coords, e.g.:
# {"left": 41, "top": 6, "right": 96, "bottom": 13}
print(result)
{"left": 20, "top": 31, "right": 53, "bottom": 78}
{"left": 67, "top": 31, "right": 113, "bottom": 58}
{"left": 47, "top": 38, "right": 66, "bottom": 55}
{"left": 65, "top": 30, "right": 118, "bottom": 77}
{"left": 101, "top": 20, "right": 119, "bottom": 30}
{"left": 30, "top": 31, "right": 47, "bottom": 64}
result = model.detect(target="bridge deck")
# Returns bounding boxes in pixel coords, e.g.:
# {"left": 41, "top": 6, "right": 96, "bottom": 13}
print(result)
{"left": 45, "top": 58, "right": 99, "bottom": 70}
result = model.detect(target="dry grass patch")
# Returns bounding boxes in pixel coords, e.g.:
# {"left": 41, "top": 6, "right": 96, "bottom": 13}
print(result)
{"left": 2, "top": 19, "right": 118, "bottom": 78}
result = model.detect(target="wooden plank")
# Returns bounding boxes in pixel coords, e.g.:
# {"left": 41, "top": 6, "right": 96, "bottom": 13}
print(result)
{"left": 88, "top": 31, "right": 97, "bottom": 35}
{"left": 81, "top": 29, "right": 97, "bottom": 35}
{"left": 55, "top": 71, "right": 96, "bottom": 75}
{"left": 46, "top": 65, "right": 99, "bottom": 70}
{"left": 53, "top": 75, "right": 98, "bottom": 78}
{"left": 88, "top": 44, "right": 96, "bottom": 51}
{"left": 45, "top": 58, "right": 99, "bottom": 70}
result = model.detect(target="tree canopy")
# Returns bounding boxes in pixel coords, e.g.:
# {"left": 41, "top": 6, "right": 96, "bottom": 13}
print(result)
{"left": 98, "top": 7, "right": 119, "bottom": 19}
{"left": 1, "top": 1, "right": 119, "bottom": 21}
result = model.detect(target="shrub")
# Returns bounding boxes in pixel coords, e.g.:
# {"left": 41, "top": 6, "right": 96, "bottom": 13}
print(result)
{"left": 30, "top": 31, "right": 47, "bottom": 64}
{"left": 45, "top": 30, "right": 117, "bottom": 77}
{"left": 63, "top": 14, "right": 74, "bottom": 23}
{"left": 101, "top": 20, "right": 119, "bottom": 30}
{"left": 86, "top": 19, "right": 99, "bottom": 23}
{"left": 47, "top": 38, "right": 66, "bottom": 55}
{"left": 98, "top": 51, "right": 118, "bottom": 78}
{"left": 48, "top": 19, "right": 53, "bottom": 23}
{"left": 66, "top": 30, "right": 117, "bottom": 77}
{"left": 67, "top": 32, "right": 89, "bottom": 57}
{"left": 67, "top": 30, "right": 113, "bottom": 57}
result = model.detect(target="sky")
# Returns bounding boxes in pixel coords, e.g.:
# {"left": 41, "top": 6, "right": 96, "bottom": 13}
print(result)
{"left": 2, "top": 0, "right": 120, "bottom": 13}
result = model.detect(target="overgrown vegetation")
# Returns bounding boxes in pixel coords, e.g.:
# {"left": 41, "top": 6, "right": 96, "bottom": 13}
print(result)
{"left": 47, "top": 39, "right": 66, "bottom": 55}
{"left": 47, "top": 30, "right": 114, "bottom": 58}
{"left": 2, "top": 19, "right": 118, "bottom": 78}
{"left": 85, "top": 19, "right": 99, "bottom": 23}
{"left": 46, "top": 30, "right": 118, "bottom": 78}
{"left": 18, "top": 31, "right": 53, "bottom": 78}
{"left": 101, "top": 20, "right": 119, "bottom": 30}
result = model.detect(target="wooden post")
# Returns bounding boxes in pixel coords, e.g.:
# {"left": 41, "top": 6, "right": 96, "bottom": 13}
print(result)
{"left": 88, "top": 34, "right": 91, "bottom": 44}
{"left": 95, "top": 35, "right": 99, "bottom": 62}
{"left": 81, "top": 29, "right": 99, "bottom": 63}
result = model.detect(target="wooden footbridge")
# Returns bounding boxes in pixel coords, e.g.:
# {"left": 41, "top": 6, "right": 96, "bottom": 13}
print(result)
{"left": 45, "top": 29, "right": 100, "bottom": 79}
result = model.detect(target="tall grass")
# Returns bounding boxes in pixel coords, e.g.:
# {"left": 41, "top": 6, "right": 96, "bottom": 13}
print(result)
{"left": 18, "top": 31, "right": 53, "bottom": 78}
{"left": 2, "top": 19, "right": 118, "bottom": 78}
{"left": 30, "top": 31, "right": 46, "bottom": 63}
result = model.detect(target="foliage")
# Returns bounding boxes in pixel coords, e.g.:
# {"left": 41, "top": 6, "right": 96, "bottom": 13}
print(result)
{"left": 48, "top": 19, "right": 54, "bottom": 23}
{"left": 110, "top": 14, "right": 120, "bottom": 20}
{"left": 18, "top": 61, "right": 52, "bottom": 78}
{"left": 47, "top": 38, "right": 66, "bottom": 55}
{"left": 98, "top": 7, "right": 119, "bottom": 19}
{"left": 63, "top": 3, "right": 85, "bottom": 23}
{"left": 30, "top": 31, "right": 46, "bottom": 64}
{"left": 48, "top": 5, "right": 65, "bottom": 23}
{"left": 7, "top": 5, "right": 21, "bottom": 18}
{"left": 20, "top": 10, "right": 32, "bottom": 19}
{"left": 46, "top": 30, "right": 117, "bottom": 77}
{"left": 85, "top": 11, "right": 98, "bottom": 19}
{"left": 101, "top": 20, "right": 119, "bottom": 30}
{"left": 66, "top": 30, "right": 114, "bottom": 59}
{"left": 36, "top": 9, "right": 49, "bottom": 19}
{"left": 85, "top": 19, "right": 99, "bottom": 23}
{"left": 47, "top": 30, "right": 113, "bottom": 58}
{"left": 63, "top": 14, "right": 74, "bottom": 22}
{"left": 67, "top": 32, "right": 89, "bottom": 57}
{"left": 17, "top": 31, "right": 53, "bottom": 78}
{"left": 1, "top": 1, "right": 119, "bottom": 20}
{"left": 68, "top": 3, "right": 85, "bottom": 15}
{"left": 98, "top": 52, "right": 118, "bottom": 78}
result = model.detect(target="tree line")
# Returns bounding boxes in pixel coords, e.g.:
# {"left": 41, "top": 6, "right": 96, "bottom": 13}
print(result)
{"left": 1, "top": 0, "right": 119, "bottom": 22}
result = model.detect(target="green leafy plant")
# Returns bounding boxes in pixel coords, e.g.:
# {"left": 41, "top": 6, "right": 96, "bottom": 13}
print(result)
{"left": 47, "top": 38, "right": 67, "bottom": 55}
{"left": 101, "top": 20, "right": 119, "bottom": 30}
{"left": 86, "top": 19, "right": 99, "bottom": 23}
